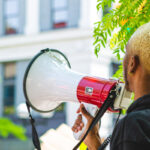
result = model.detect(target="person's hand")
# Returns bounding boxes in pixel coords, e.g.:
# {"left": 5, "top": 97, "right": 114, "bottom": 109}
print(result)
{"left": 72, "top": 104, "right": 101, "bottom": 150}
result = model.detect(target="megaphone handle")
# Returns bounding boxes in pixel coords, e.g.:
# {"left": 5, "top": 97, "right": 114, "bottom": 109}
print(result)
{"left": 73, "top": 103, "right": 98, "bottom": 140}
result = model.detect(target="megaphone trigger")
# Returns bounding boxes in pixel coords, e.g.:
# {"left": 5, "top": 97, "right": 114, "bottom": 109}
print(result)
{"left": 73, "top": 102, "right": 99, "bottom": 140}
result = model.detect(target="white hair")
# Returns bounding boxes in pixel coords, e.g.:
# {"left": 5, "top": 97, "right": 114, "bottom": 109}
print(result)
{"left": 128, "top": 22, "right": 150, "bottom": 73}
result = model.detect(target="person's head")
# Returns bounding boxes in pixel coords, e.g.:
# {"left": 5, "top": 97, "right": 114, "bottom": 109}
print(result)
{"left": 123, "top": 22, "right": 150, "bottom": 92}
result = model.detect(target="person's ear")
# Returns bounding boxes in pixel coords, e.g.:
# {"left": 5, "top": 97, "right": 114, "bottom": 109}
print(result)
{"left": 128, "top": 55, "right": 139, "bottom": 74}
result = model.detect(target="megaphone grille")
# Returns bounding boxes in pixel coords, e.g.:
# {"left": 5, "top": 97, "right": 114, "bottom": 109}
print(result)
{"left": 23, "top": 49, "right": 71, "bottom": 112}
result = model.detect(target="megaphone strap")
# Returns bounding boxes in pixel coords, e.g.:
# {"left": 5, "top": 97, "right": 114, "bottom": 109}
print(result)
{"left": 98, "top": 135, "right": 112, "bottom": 150}
{"left": 98, "top": 109, "right": 121, "bottom": 150}
{"left": 26, "top": 102, "right": 41, "bottom": 150}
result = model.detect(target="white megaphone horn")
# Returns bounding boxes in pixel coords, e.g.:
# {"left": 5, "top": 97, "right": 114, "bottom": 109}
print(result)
{"left": 23, "top": 48, "right": 132, "bottom": 140}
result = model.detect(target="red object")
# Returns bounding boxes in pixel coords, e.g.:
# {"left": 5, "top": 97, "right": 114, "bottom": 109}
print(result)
{"left": 53, "top": 22, "right": 67, "bottom": 29}
{"left": 77, "top": 76, "right": 117, "bottom": 109}
{"left": 5, "top": 27, "right": 17, "bottom": 35}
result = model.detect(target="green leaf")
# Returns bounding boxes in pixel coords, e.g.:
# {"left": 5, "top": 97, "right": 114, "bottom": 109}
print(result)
{"left": 117, "top": 52, "right": 121, "bottom": 60}
{"left": 93, "top": 37, "right": 99, "bottom": 45}
{"left": 100, "top": 40, "right": 105, "bottom": 47}
{"left": 0, "top": 118, "right": 27, "bottom": 141}
{"left": 94, "top": 44, "right": 101, "bottom": 57}
{"left": 108, "top": 28, "right": 111, "bottom": 36}
{"left": 108, "top": 0, "right": 112, "bottom": 8}
{"left": 97, "top": 3, "right": 102, "bottom": 11}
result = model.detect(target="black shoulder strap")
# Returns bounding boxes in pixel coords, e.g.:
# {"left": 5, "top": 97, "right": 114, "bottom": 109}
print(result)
{"left": 26, "top": 102, "right": 41, "bottom": 150}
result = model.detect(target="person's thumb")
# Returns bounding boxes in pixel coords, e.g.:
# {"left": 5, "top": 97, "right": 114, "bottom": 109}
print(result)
{"left": 80, "top": 104, "right": 93, "bottom": 121}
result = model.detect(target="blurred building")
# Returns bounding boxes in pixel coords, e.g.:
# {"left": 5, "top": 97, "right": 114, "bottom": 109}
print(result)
{"left": 0, "top": 0, "right": 119, "bottom": 150}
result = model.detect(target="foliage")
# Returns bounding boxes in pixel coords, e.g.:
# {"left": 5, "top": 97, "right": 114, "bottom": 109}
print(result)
{"left": 112, "top": 62, "right": 124, "bottom": 81}
{"left": 94, "top": 0, "right": 150, "bottom": 84}
{"left": 93, "top": 0, "right": 150, "bottom": 114}
{"left": 94, "top": 0, "right": 150, "bottom": 58}
{"left": 0, "top": 117, "right": 27, "bottom": 140}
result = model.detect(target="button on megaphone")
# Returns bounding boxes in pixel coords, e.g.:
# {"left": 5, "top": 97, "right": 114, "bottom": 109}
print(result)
{"left": 23, "top": 48, "right": 132, "bottom": 140}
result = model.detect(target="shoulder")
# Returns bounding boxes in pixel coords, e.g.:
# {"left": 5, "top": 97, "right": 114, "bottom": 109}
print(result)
{"left": 119, "top": 109, "right": 150, "bottom": 134}
{"left": 123, "top": 109, "right": 150, "bottom": 131}
{"left": 115, "top": 108, "right": 150, "bottom": 128}
{"left": 111, "top": 109, "right": 150, "bottom": 146}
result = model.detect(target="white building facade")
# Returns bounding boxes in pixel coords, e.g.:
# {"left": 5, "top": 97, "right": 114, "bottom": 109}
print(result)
{"left": 0, "top": 1, "right": 119, "bottom": 149}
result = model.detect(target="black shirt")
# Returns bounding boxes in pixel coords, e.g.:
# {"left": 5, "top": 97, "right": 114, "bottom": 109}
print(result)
{"left": 110, "top": 94, "right": 150, "bottom": 150}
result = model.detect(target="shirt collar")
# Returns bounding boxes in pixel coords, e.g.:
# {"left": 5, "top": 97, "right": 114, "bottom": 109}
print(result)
{"left": 127, "top": 94, "right": 150, "bottom": 113}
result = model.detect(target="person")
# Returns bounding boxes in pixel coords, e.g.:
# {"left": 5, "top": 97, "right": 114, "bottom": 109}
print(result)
{"left": 72, "top": 22, "right": 150, "bottom": 150}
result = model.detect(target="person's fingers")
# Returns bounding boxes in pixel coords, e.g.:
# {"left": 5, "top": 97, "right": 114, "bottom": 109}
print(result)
{"left": 72, "top": 126, "right": 78, "bottom": 133}
{"left": 72, "top": 124, "right": 79, "bottom": 130}
{"left": 74, "top": 114, "right": 82, "bottom": 125}
{"left": 76, "top": 106, "right": 81, "bottom": 113}
{"left": 72, "top": 115, "right": 85, "bottom": 133}
{"left": 80, "top": 122, "right": 84, "bottom": 127}
{"left": 80, "top": 104, "right": 93, "bottom": 121}
{"left": 75, "top": 120, "right": 82, "bottom": 126}
{"left": 75, "top": 105, "right": 85, "bottom": 127}
{"left": 73, "top": 104, "right": 95, "bottom": 134}
{"left": 77, "top": 114, "right": 82, "bottom": 120}
{"left": 72, "top": 124, "right": 83, "bottom": 132}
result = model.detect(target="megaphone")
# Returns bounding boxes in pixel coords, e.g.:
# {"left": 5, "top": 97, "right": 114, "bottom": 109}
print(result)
{"left": 23, "top": 48, "right": 131, "bottom": 141}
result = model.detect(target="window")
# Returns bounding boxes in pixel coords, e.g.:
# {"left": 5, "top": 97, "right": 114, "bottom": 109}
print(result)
{"left": 3, "top": 63, "right": 16, "bottom": 115}
{"left": 40, "top": 0, "right": 80, "bottom": 31}
{"left": 52, "top": 0, "right": 68, "bottom": 29}
{"left": 4, "top": 0, "right": 19, "bottom": 35}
